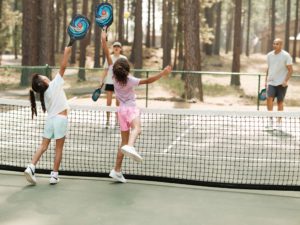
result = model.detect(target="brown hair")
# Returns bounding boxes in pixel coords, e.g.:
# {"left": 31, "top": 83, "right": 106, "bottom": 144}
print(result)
{"left": 29, "top": 73, "right": 48, "bottom": 119}
{"left": 113, "top": 58, "right": 130, "bottom": 86}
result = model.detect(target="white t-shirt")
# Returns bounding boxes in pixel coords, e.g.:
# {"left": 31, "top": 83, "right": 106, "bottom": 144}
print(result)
{"left": 267, "top": 50, "right": 292, "bottom": 86}
{"left": 44, "top": 73, "right": 69, "bottom": 118}
{"left": 103, "top": 54, "right": 127, "bottom": 84}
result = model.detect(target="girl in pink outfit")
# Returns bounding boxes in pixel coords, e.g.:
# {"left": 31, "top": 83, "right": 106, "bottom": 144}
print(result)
{"left": 101, "top": 31, "right": 172, "bottom": 183}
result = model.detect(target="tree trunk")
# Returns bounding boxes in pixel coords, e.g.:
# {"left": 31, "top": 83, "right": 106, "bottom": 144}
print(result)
{"left": 13, "top": 0, "right": 20, "bottom": 59}
{"left": 151, "top": 0, "right": 156, "bottom": 47}
{"left": 184, "top": 0, "right": 203, "bottom": 101}
{"left": 39, "top": 0, "right": 55, "bottom": 66}
{"left": 204, "top": 4, "right": 214, "bottom": 55}
{"left": 78, "top": 0, "right": 89, "bottom": 81}
{"left": 285, "top": 0, "right": 291, "bottom": 52}
{"left": 70, "top": 0, "right": 77, "bottom": 64}
{"left": 55, "top": 0, "right": 61, "bottom": 53}
{"left": 118, "top": 0, "right": 124, "bottom": 44}
{"left": 225, "top": 6, "right": 233, "bottom": 54}
{"left": 161, "top": 0, "right": 167, "bottom": 49}
{"left": 60, "top": 0, "right": 67, "bottom": 52}
{"left": 173, "top": 0, "right": 184, "bottom": 70}
{"left": 292, "top": 0, "right": 299, "bottom": 63}
{"left": 214, "top": 2, "right": 222, "bottom": 55}
{"left": 146, "top": 0, "right": 151, "bottom": 48}
{"left": 268, "top": 0, "right": 276, "bottom": 52}
{"left": 130, "top": 0, "right": 143, "bottom": 71}
{"left": 94, "top": 0, "right": 101, "bottom": 68}
{"left": 230, "top": 0, "right": 242, "bottom": 86}
{"left": 21, "top": 0, "right": 40, "bottom": 86}
{"left": 245, "top": 0, "right": 251, "bottom": 56}
{"left": 163, "top": 0, "right": 173, "bottom": 67}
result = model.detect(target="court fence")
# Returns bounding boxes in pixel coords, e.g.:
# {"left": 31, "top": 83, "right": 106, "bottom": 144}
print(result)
{"left": 0, "top": 65, "right": 299, "bottom": 110}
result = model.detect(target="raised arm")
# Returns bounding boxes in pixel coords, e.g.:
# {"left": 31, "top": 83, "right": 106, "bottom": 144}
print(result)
{"left": 101, "top": 30, "right": 113, "bottom": 66}
{"left": 59, "top": 46, "right": 72, "bottom": 77}
{"left": 139, "top": 66, "right": 172, "bottom": 85}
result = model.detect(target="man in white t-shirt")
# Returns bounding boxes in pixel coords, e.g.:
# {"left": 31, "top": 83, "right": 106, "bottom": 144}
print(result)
{"left": 265, "top": 38, "right": 293, "bottom": 128}
{"left": 99, "top": 41, "right": 127, "bottom": 127}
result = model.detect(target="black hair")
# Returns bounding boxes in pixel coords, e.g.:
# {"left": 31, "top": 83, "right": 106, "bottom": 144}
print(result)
{"left": 113, "top": 58, "right": 130, "bottom": 86}
{"left": 29, "top": 73, "right": 48, "bottom": 119}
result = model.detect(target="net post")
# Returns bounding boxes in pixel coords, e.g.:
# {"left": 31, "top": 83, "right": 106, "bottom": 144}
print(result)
{"left": 257, "top": 74, "right": 261, "bottom": 111}
{"left": 146, "top": 71, "right": 149, "bottom": 108}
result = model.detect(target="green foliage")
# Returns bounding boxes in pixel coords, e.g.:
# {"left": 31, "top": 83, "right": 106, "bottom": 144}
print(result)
{"left": 0, "top": 0, "right": 22, "bottom": 54}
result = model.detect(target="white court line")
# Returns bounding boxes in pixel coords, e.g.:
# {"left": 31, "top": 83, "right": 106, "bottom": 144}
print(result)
{"left": 163, "top": 124, "right": 196, "bottom": 153}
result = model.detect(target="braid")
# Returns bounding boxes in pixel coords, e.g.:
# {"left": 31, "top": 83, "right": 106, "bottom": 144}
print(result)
{"left": 40, "top": 91, "right": 46, "bottom": 113}
{"left": 29, "top": 90, "right": 37, "bottom": 119}
{"left": 113, "top": 58, "right": 130, "bottom": 86}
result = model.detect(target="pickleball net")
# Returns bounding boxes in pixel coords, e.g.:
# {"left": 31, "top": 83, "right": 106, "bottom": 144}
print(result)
{"left": 1, "top": 98, "right": 300, "bottom": 190}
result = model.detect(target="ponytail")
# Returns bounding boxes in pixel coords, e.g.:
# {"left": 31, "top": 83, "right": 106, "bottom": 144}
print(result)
{"left": 30, "top": 73, "right": 49, "bottom": 119}
{"left": 29, "top": 90, "right": 37, "bottom": 119}
{"left": 40, "top": 91, "right": 46, "bottom": 113}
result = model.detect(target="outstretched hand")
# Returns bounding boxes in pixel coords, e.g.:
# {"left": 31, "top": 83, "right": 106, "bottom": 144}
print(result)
{"left": 161, "top": 65, "right": 172, "bottom": 77}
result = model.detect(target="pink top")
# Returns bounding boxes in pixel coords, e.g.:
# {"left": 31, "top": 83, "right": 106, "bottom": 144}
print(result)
{"left": 112, "top": 67, "right": 140, "bottom": 107}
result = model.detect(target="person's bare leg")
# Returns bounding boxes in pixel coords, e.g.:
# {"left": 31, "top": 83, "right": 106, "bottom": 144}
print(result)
{"left": 115, "top": 98, "right": 120, "bottom": 125}
{"left": 277, "top": 100, "right": 284, "bottom": 123}
{"left": 53, "top": 137, "right": 65, "bottom": 171}
{"left": 128, "top": 117, "right": 141, "bottom": 147}
{"left": 115, "top": 131, "right": 129, "bottom": 172}
{"left": 266, "top": 97, "right": 274, "bottom": 128}
{"left": 267, "top": 97, "right": 274, "bottom": 111}
{"left": 31, "top": 138, "right": 51, "bottom": 165}
{"left": 106, "top": 91, "right": 113, "bottom": 126}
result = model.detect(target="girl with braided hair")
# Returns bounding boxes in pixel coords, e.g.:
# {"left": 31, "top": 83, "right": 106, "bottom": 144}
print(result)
{"left": 24, "top": 46, "right": 72, "bottom": 185}
{"left": 101, "top": 30, "right": 172, "bottom": 183}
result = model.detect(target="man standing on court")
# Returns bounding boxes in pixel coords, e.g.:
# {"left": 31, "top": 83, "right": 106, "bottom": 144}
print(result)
{"left": 265, "top": 38, "right": 293, "bottom": 128}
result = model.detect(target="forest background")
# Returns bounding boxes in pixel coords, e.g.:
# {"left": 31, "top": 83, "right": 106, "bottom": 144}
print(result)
{"left": 0, "top": 0, "right": 299, "bottom": 109}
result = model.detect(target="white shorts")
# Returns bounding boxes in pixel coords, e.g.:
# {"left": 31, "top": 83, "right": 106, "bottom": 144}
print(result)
{"left": 43, "top": 115, "right": 68, "bottom": 140}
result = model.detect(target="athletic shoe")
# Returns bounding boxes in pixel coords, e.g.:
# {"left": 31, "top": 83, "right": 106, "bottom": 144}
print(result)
{"left": 121, "top": 145, "right": 143, "bottom": 163}
{"left": 49, "top": 172, "right": 59, "bottom": 185}
{"left": 109, "top": 169, "right": 127, "bottom": 183}
{"left": 24, "top": 165, "right": 37, "bottom": 185}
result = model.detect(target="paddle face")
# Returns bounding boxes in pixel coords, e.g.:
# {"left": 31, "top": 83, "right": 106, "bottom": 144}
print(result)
{"left": 92, "top": 88, "right": 102, "bottom": 102}
{"left": 67, "top": 14, "right": 91, "bottom": 41}
{"left": 259, "top": 88, "right": 267, "bottom": 101}
{"left": 95, "top": 2, "right": 113, "bottom": 29}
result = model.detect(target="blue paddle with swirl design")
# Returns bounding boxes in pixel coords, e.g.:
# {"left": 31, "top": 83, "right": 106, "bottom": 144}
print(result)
{"left": 95, "top": 2, "right": 113, "bottom": 33}
{"left": 67, "top": 14, "right": 91, "bottom": 46}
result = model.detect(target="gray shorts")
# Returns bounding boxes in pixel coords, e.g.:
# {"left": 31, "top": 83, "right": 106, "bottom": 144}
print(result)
{"left": 267, "top": 85, "right": 288, "bottom": 102}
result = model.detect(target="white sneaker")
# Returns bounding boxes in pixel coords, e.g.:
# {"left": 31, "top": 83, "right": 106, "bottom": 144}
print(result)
{"left": 24, "top": 165, "right": 37, "bottom": 185}
{"left": 121, "top": 145, "right": 143, "bottom": 163}
{"left": 49, "top": 172, "right": 59, "bottom": 185}
{"left": 109, "top": 169, "right": 127, "bottom": 183}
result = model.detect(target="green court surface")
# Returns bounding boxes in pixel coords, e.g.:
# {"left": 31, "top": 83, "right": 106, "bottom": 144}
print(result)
{"left": 0, "top": 171, "right": 300, "bottom": 225}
